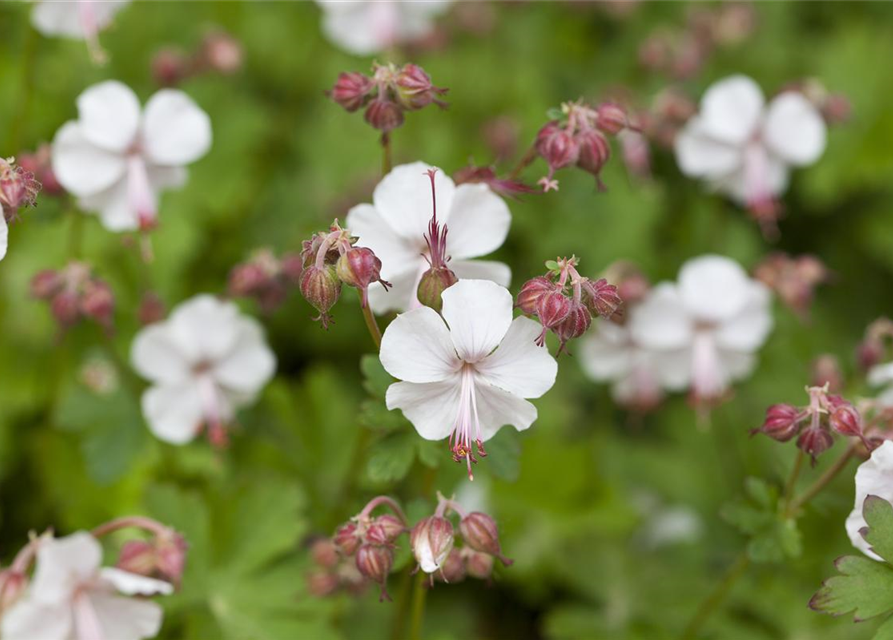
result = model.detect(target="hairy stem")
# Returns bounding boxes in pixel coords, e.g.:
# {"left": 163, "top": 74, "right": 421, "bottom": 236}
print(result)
{"left": 382, "top": 132, "right": 393, "bottom": 176}
{"left": 408, "top": 571, "right": 428, "bottom": 640}
{"left": 360, "top": 290, "right": 383, "bottom": 349}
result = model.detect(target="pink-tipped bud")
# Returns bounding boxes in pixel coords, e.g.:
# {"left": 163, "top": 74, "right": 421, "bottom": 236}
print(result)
{"left": 575, "top": 128, "right": 612, "bottom": 182}
{"left": 51, "top": 290, "right": 81, "bottom": 327}
{"left": 366, "top": 515, "right": 405, "bottom": 546}
{"left": 355, "top": 544, "right": 394, "bottom": 601}
{"left": 151, "top": 49, "right": 189, "bottom": 87}
{"left": 334, "top": 522, "right": 361, "bottom": 557}
{"left": 822, "top": 93, "right": 852, "bottom": 125}
{"left": 336, "top": 247, "right": 389, "bottom": 307}
{"left": 417, "top": 266, "right": 458, "bottom": 312}
{"left": 80, "top": 281, "right": 115, "bottom": 328}
{"left": 310, "top": 539, "right": 340, "bottom": 569}
{"left": 138, "top": 292, "right": 166, "bottom": 326}
{"left": 228, "top": 262, "right": 269, "bottom": 296}
{"left": 516, "top": 276, "right": 556, "bottom": 315}
{"left": 830, "top": 403, "right": 863, "bottom": 438}
{"left": 797, "top": 427, "right": 834, "bottom": 462}
{"left": 307, "top": 570, "right": 340, "bottom": 597}
{"left": 394, "top": 63, "right": 448, "bottom": 111}
{"left": 435, "top": 548, "right": 467, "bottom": 584}
{"left": 595, "top": 103, "right": 628, "bottom": 135}
{"left": 300, "top": 265, "right": 341, "bottom": 328}
{"left": 535, "top": 122, "right": 579, "bottom": 172}
{"left": 200, "top": 31, "right": 243, "bottom": 75}
{"left": 364, "top": 99, "right": 404, "bottom": 133}
{"left": 553, "top": 301, "right": 592, "bottom": 353}
{"left": 754, "top": 403, "right": 801, "bottom": 442}
{"left": 281, "top": 253, "right": 304, "bottom": 285}
{"left": 30, "top": 269, "right": 62, "bottom": 299}
{"left": 330, "top": 72, "right": 374, "bottom": 112}
{"left": 410, "top": 516, "right": 455, "bottom": 575}
{"left": 581, "top": 278, "right": 622, "bottom": 318}
{"left": 536, "top": 290, "right": 572, "bottom": 331}
{"left": 116, "top": 530, "right": 187, "bottom": 586}
{"left": 464, "top": 549, "right": 495, "bottom": 580}
{"left": 459, "top": 512, "right": 512, "bottom": 566}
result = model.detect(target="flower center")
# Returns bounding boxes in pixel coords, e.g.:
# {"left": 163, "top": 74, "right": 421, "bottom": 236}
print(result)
{"left": 742, "top": 141, "right": 778, "bottom": 217}
{"left": 449, "top": 364, "right": 487, "bottom": 480}
{"left": 126, "top": 155, "right": 157, "bottom": 231}
{"left": 691, "top": 330, "right": 726, "bottom": 401}
{"left": 194, "top": 369, "right": 228, "bottom": 448}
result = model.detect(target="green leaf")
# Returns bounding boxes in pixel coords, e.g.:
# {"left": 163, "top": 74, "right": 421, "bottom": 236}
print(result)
{"left": 416, "top": 439, "right": 442, "bottom": 469}
{"left": 721, "top": 477, "right": 800, "bottom": 563}
{"left": 875, "top": 615, "right": 893, "bottom": 640}
{"left": 544, "top": 260, "right": 561, "bottom": 272}
{"left": 810, "top": 555, "right": 893, "bottom": 619}
{"left": 359, "top": 398, "right": 409, "bottom": 433}
{"left": 366, "top": 432, "right": 416, "bottom": 483}
{"left": 360, "top": 354, "right": 393, "bottom": 398}
{"left": 484, "top": 430, "right": 521, "bottom": 482}
{"left": 862, "top": 496, "right": 893, "bottom": 563}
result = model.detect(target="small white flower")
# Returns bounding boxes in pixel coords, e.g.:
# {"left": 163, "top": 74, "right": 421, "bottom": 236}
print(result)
{"left": 846, "top": 440, "right": 893, "bottom": 561}
{"left": 131, "top": 295, "right": 275, "bottom": 446}
{"left": 347, "top": 162, "right": 512, "bottom": 314}
{"left": 629, "top": 255, "right": 773, "bottom": 401}
{"left": 867, "top": 362, "right": 893, "bottom": 407}
{"left": 1, "top": 531, "right": 172, "bottom": 640}
{"left": 315, "top": 0, "right": 450, "bottom": 56}
{"left": 675, "top": 75, "right": 826, "bottom": 211}
{"left": 52, "top": 80, "right": 211, "bottom": 232}
{"left": 31, "top": 0, "right": 131, "bottom": 62}
{"left": 379, "top": 279, "right": 557, "bottom": 478}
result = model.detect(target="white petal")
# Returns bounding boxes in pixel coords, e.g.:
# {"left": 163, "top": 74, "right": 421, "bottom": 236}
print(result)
{"left": 649, "top": 348, "right": 694, "bottom": 391}
{"left": 141, "top": 384, "right": 203, "bottom": 445}
{"left": 441, "top": 280, "right": 513, "bottom": 362}
{"left": 449, "top": 259, "right": 511, "bottom": 287}
{"left": 31, "top": 532, "right": 102, "bottom": 605}
{"left": 77, "top": 81, "right": 141, "bottom": 153}
{"left": 868, "top": 362, "right": 893, "bottom": 387}
{"left": 346, "top": 203, "right": 420, "bottom": 281}
{"left": 762, "top": 92, "right": 827, "bottom": 166}
{"left": 678, "top": 254, "right": 751, "bottom": 323}
{"left": 674, "top": 117, "right": 743, "bottom": 179}
{"left": 720, "top": 349, "right": 756, "bottom": 382}
{"left": 473, "top": 381, "right": 538, "bottom": 441}
{"left": 715, "top": 154, "right": 789, "bottom": 204}
{"left": 99, "top": 568, "right": 173, "bottom": 596}
{"left": 212, "top": 318, "right": 276, "bottom": 395}
{"left": 52, "top": 122, "right": 127, "bottom": 197}
{"left": 386, "top": 379, "right": 461, "bottom": 440}
{"left": 0, "top": 599, "right": 72, "bottom": 640}
{"left": 848, "top": 441, "right": 893, "bottom": 560}
{"left": 476, "top": 317, "right": 557, "bottom": 398}
{"left": 372, "top": 162, "right": 456, "bottom": 242}
{"left": 579, "top": 321, "right": 634, "bottom": 382}
{"left": 77, "top": 178, "right": 139, "bottom": 232}
{"left": 31, "top": 1, "right": 83, "bottom": 37}
{"left": 0, "top": 216, "right": 7, "bottom": 262}
{"left": 148, "top": 164, "right": 187, "bottom": 190}
{"left": 714, "top": 282, "right": 773, "bottom": 352}
{"left": 379, "top": 307, "right": 459, "bottom": 383}
{"left": 142, "top": 90, "right": 212, "bottom": 166}
{"left": 131, "top": 323, "right": 193, "bottom": 385}
{"left": 444, "top": 184, "right": 511, "bottom": 260}
{"left": 698, "top": 75, "right": 765, "bottom": 145}
{"left": 168, "top": 295, "right": 241, "bottom": 363}
{"left": 628, "top": 283, "right": 694, "bottom": 351}
{"left": 368, "top": 264, "right": 423, "bottom": 314}
{"left": 318, "top": 1, "right": 395, "bottom": 55}
{"left": 87, "top": 592, "right": 164, "bottom": 640}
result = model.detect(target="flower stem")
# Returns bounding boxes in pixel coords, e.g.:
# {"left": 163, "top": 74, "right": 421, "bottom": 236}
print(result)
{"left": 508, "top": 144, "right": 537, "bottom": 180}
{"left": 359, "top": 290, "right": 382, "bottom": 349}
{"left": 787, "top": 443, "right": 857, "bottom": 516}
{"left": 382, "top": 132, "right": 393, "bottom": 176}
{"left": 679, "top": 552, "right": 750, "bottom": 640}
{"left": 390, "top": 570, "right": 413, "bottom": 640}
{"left": 408, "top": 571, "right": 428, "bottom": 640}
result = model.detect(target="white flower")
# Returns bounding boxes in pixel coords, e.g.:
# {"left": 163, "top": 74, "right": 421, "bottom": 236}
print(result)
{"left": 315, "top": 0, "right": 450, "bottom": 56}
{"left": 52, "top": 80, "right": 211, "bottom": 232}
{"left": 867, "top": 362, "right": 893, "bottom": 407}
{"left": 346, "top": 162, "right": 511, "bottom": 314}
{"left": 846, "top": 440, "right": 893, "bottom": 561}
{"left": 0, "top": 215, "right": 7, "bottom": 262}
{"left": 379, "top": 279, "right": 557, "bottom": 478}
{"left": 629, "top": 255, "right": 773, "bottom": 401}
{"left": 1, "top": 531, "right": 172, "bottom": 640}
{"left": 31, "top": 0, "right": 131, "bottom": 62}
{"left": 131, "top": 295, "right": 275, "bottom": 445}
{"left": 675, "top": 75, "right": 826, "bottom": 211}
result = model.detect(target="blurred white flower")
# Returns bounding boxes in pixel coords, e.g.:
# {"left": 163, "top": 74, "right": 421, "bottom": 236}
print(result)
{"left": 675, "top": 75, "right": 826, "bottom": 212}
{"left": 867, "top": 362, "right": 893, "bottom": 407}
{"left": 31, "top": 0, "right": 131, "bottom": 62}
{"left": 52, "top": 80, "right": 211, "bottom": 232}
{"left": 630, "top": 255, "right": 773, "bottom": 402}
{"left": 1, "top": 531, "right": 172, "bottom": 640}
{"left": 846, "top": 440, "right": 893, "bottom": 561}
{"left": 346, "top": 162, "right": 511, "bottom": 314}
{"left": 131, "top": 295, "right": 275, "bottom": 446}
{"left": 315, "top": 0, "right": 450, "bottom": 56}
{"left": 380, "top": 279, "right": 556, "bottom": 478}
{"left": 0, "top": 216, "right": 7, "bottom": 262}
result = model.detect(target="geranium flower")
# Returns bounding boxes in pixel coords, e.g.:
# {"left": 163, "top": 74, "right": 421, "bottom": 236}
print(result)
{"left": 379, "top": 279, "right": 557, "bottom": 478}
{"left": 846, "top": 440, "right": 893, "bottom": 561}
{"left": 675, "top": 75, "right": 826, "bottom": 214}
{"left": 315, "top": 0, "right": 450, "bottom": 56}
{"left": 346, "top": 162, "right": 511, "bottom": 314}
{"left": 629, "top": 255, "right": 773, "bottom": 403}
{"left": 52, "top": 80, "right": 211, "bottom": 232}
{"left": 130, "top": 295, "right": 275, "bottom": 446}
{"left": 31, "top": 0, "right": 131, "bottom": 62}
{"left": 1, "top": 531, "right": 172, "bottom": 640}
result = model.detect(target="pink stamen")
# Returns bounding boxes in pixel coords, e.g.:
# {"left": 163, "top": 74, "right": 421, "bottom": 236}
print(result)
{"left": 423, "top": 169, "right": 450, "bottom": 270}
{"left": 691, "top": 331, "right": 726, "bottom": 401}
{"left": 195, "top": 373, "right": 227, "bottom": 448}
{"left": 126, "top": 155, "right": 157, "bottom": 231}
{"left": 449, "top": 365, "right": 485, "bottom": 480}
{"left": 742, "top": 141, "right": 779, "bottom": 220}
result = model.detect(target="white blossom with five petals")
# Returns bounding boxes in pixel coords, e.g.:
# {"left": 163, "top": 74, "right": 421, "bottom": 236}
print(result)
{"left": 315, "top": 0, "right": 450, "bottom": 56}
{"left": 347, "top": 162, "right": 511, "bottom": 314}
{"left": 31, "top": 0, "right": 131, "bottom": 62}
{"left": 1, "top": 531, "right": 172, "bottom": 640}
{"left": 629, "top": 255, "right": 773, "bottom": 402}
{"left": 52, "top": 80, "right": 211, "bottom": 232}
{"left": 130, "top": 295, "right": 275, "bottom": 446}
{"left": 380, "top": 279, "right": 557, "bottom": 478}
{"left": 846, "top": 440, "right": 893, "bottom": 561}
{"left": 675, "top": 75, "right": 827, "bottom": 212}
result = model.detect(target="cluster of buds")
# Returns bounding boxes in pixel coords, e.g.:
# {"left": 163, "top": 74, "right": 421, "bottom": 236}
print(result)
{"left": 228, "top": 248, "right": 304, "bottom": 314}
{"left": 329, "top": 63, "right": 448, "bottom": 135}
{"left": 30, "top": 262, "right": 115, "bottom": 332}
{"left": 517, "top": 256, "right": 622, "bottom": 353}
{"left": 1, "top": 156, "right": 41, "bottom": 223}
{"left": 639, "top": 3, "right": 757, "bottom": 80}
{"left": 412, "top": 492, "right": 512, "bottom": 586}
{"left": 858, "top": 318, "right": 893, "bottom": 372}
{"left": 306, "top": 538, "right": 367, "bottom": 598}
{"left": 94, "top": 517, "right": 188, "bottom": 587}
{"left": 152, "top": 30, "right": 243, "bottom": 87}
{"left": 753, "top": 253, "right": 830, "bottom": 321}
{"left": 298, "top": 220, "right": 391, "bottom": 327}
{"left": 533, "top": 101, "right": 630, "bottom": 191}
{"left": 752, "top": 384, "right": 870, "bottom": 463}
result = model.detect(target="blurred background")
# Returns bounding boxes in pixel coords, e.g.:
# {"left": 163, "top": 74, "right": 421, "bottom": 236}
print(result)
{"left": 2, "top": 2, "right": 893, "bottom": 638}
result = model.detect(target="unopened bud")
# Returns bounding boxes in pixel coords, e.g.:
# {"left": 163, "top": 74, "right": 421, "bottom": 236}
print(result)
{"left": 536, "top": 290, "right": 572, "bottom": 331}
{"left": 581, "top": 278, "right": 622, "bottom": 318}
{"left": 80, "top": 281, "right": 115, "bottom": 328}
{"left": 310, "top": 539, "right": 340, "bottom": 569}
{"left": 535, "top": 122, "right": 579, "bottom": 172}
{"left": 811, "top": 355, "right": 843, "bottom": 393}
{"left": 355, "top": 544, "right": 394, "bottom": 601}
{"left": 138, "top": 292, "right": 166, "bottom": 326}
{"left": 575, "top": 128, "right": 612, "bottom": 183}
{"left": 152, "top": 49, "right": 189, "bottom": 87}
{"left": 754, "top": 403, "right": 801, "bottom": 442}
{"left": 797, "top": 427, "right": 834, "bottom": 462}
{"left": 595, "top": 103, "right": 628, "bottom": 135}
{"left": 330, "top": 72, "right": 374, "bottom": 112}
{"left": 116, "top": 530, "right": 187, "bottom": 586}
{"left": 51, "top": 290, "right": 81, "bottom": 327}
{"left": 336, "top": 247, "right": 388, "bottom": 308}
{"left": 30, "top": 269, "right": 62, "bottom": 299}
{"left": 516, "top": 276, "right": 556, "bottom": 315}
{"left": 858, "top": 339, "right": 884, "bottom": 372}
{"left": 410, "top": 516, "right": 454, "bottom": 574}
{"left": 300, "top": 265, "right": 341, "bottom": 328}
{"left": 334, "top": 522, "right": 361, "bottom": 557}
{"left": 464, "top": 549, "right": 495, "bottom": 580}
{"left": 0, "top": 157, "right": 41, "bottom": 221}
{"left": 364, "top": 99, "right": 404, "bottom": 133}
{"left": 228, "top": 262, "right": 269, "bottom": 296}
{"left": 417, "top": 267, "right": 458, "bottom": 313}
{"left": 366, "top": 514, "right": 405, "bottom": 546}
{"left": 459, "top": 512, "right": 512, "bottom": 566}
{"left": 200, "top": 31, "right": 242, "bottom": 75}
{"left": 394, "top": 63, "right": 447, "bottom": 111}
{"left": 553, "top": 301, "right": 591, "bottom": 353}
{"left": 307, "top": 570, "right": 340, "bottom": 597}
{"left": 830, "top": 404, "right": 863, "bottom": 438}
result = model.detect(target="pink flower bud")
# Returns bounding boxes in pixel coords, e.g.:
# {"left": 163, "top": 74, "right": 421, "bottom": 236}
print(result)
{"left": 364, "top": 99, "right": 404, "bottom": 133}
{"left": 754, "top": 403, "right": 801, "bottom": 442}
{"left": 116, "top": 540, "right": 157, "bottom": 576}
{"left": 535, "top": 122, "right": 579, "bottom": 173}
{"left": 394, "top": 63, "right": 448, "bottom": 111}
{"left": 575, "top": 128, "right": 612, "bottom": 183}
{"left": 366, "top": 515, "right": 405, "bottom": 546}
{"left": 300, "top": 265, "right": 341, "bottom": 329}
{"left": 310, "top": 539, "right": 340, "bottom": 568}
{"left": 811, "top": 355, "right": 843, "bottom": 393}
{"left": 116, "top": 530, "right": 187, "bottom": 586}
{"left": 0, "top": 157, "right": 41, "bottom": 221}
{"left": 151, "top": 49, "right": 189, "bottom": 87}
{"left": 535, "top": 290, "right": 573, "bottom": 347}
{"left": 200, "top": 31, "right": 243, "bottom": 75}
{"left": 417, "top": 266, "right": 458, "bottom": 312}
{"left": 138, "top": 292, "right": 166, "bottom": 326}
{"left": 857, "top": 339, "right": 884, "bottom": 372}
{"left": 80, "top": 281, "right": 115, "bottom": 328}
{"left": 228, "top": 262, "right": 269, "bottom": 296}
{"left": 410, "top": 516, "right": 454, "bottom": 574}
{"left": 464, "top": 549, "right": 495, "bottom": 580}
{"left": 553, "top": 301, "right": 591, "bottom": 353}
{"left": 330, "top": 72, "right": 374, "bottom": 112}
{"left": 580, "top": 278, "right": 622, "bottom": 318}
{"left": 434, "top": 548, "right": 467, "bottom": 584}
{"left": 307, "top": 570, "right": 340, "bottom": 597}
{"left": 30, "top": 269, "right": 62, "bottom": 299}
{"left": 459, "top": 512, "right": 513, "bottom": 566}
{"left": 334, "top": 522, "right": 361, "bottom": 557}
{"left": 595, "top": 103, "right": 628, "bottom": 135}
{"left": 281, "top": 253, "right": 304, "bottom": 284}
{"left": 355, "top": 544, "right": 394, "bottom": 601}
{"left": 336, "top": 247, "right": 389, "bottom": 308}
{"left": 516, "top": 276, "right": 556, "bottom": 315}
{"left": 51, "top": 290, "right": 81, "bottom": 327}
{"left": 830, "top": 404, "right": 863, "bottom": 438}
{"left": 797, "top": 427, "right": 834, "bottom": 462}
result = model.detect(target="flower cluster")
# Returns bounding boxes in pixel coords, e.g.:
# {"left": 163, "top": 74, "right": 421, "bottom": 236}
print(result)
{"left": 753, "top": 252, "right": 830, "bottom": 321}
{"left": 534, "top": 100, "right": 631, "bottom": 191}
{"left": 0, "top": 156, "right": 42, "bottom": 262}
{"left": 752, "top": 384, "right": 868, "bottom": 463}
{"left": 228, "top": 248, "right": 304, "bottom": 314}
{"left": 516, "top": 256, "right": 622, "bottom": 354}
{"left": 31, "top": 262, "right": 115, "bottom": 332}
{"left": 298, "top": 220, "right": 391, "bottom": 327}
{"left": 152, "top": 29, "right": 243, "bottom": 87}
{"left": 329, "top": 63, "right": 448, "bottom": 135}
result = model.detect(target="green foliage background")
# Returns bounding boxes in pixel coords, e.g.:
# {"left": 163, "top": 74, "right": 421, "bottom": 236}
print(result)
{"left": 2, "top": 2, "right": 893, "bottom": 638}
